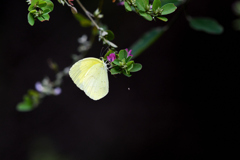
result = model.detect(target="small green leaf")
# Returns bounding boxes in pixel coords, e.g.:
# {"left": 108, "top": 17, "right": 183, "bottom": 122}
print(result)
{"left": 136, "top": 0, "right": 147, "bottom": 11}
{"left": 43, "top": 9, "right": 51, "bottom": 14}
{"left": 113, "top": 59, "right": 120, "bottom": 65}
{"left": 119, "top": 50, "right": 128, "bottom": 60}
{"left": 124, "top": 2, "right": 132, "bottom": 12}
{"left": 28, "top": 13, "right": 35, "bottom": 26}
{"left": 188, "top": 17, "right": 224, "bottom": 35}
{"left": 152, "top": 0, "right": 161, "bottom": 13}
{"left": 28, "top": 4, "right": 35, "bottom": 11}
{"left": 130, "top": 27, "right": 166, "bottom": 58}
{"left": 126, "top": 55, "right": 132, "bottom": 62}
{"left": 17, "top": 102, "right": 33, "bottom": 112}
{"left": 161, "top": 3, "right": 177, "bottom": 15}
{"left": 161, "top": 0, "right": 182, "bottom": 6}
{"left": 157, "top": 16, "right": 168, "bottom": 22}
{"left": 31, "top": 0, "right": 39, "bottom": 6}
{"left": 130, "top": 63, "right": 142, "bottom": 72}
{"left": 110, "top": 68, "right": 121, "bottom": 75}
{"left": 127, "top": 61, "right": 134, "bottom": 71}
{"left": 105, "top": 30, "right": 115, "bottom": 41}
{"left": 16, "top": 95, "right": 34, "bottom": 112}
{"left": 123, "top": 70, "right": 132, "bottom": 77}
{"left": 38, "top": 1, "right": 47, "bottom": 8}
{"left": 42, "top": 14, "right": 50, "bottom": 21}
{"left": 38, "top": 16, "right": 45, "bottom": 21}
{"left": 139, "top": 12, "right": 153, "bottom": 21}
{"left": 74, "top": 13, "right": 92, "bottom": 27}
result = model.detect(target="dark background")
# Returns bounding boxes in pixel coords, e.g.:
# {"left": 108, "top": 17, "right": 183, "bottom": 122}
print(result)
{"left": 0, "top": 0, "right": 239, "bottom": 160}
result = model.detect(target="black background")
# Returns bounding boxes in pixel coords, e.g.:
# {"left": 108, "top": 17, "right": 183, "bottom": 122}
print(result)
{"left": 0, "top": 0, "right": 239, "bottom": 160}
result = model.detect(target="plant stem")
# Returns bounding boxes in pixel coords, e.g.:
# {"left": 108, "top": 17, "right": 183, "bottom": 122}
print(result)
{"left": 75, "top": 0, "right": 100, "bottom": 30}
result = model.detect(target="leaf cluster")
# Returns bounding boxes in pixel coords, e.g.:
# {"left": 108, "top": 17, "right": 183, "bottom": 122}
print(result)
{"left": 27, "top": 0, "right": 54, "bottom": 26}
{"left": 124, "top": 0, "right": 177, "bottom": 22}
{"left": 104, "top": 49, "right": 142, "bottom": 77}
{"left": 16, "top": 90, "right": 40, "bottom": 112}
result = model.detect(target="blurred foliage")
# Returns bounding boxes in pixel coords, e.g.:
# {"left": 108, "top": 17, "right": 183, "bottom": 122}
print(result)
{"left": 28, "top": 137, "right": 71, "bottom": 160}
{"left": 188, "top": 17, "right": 224, "bottom": 34}
{"left": 130, "top": 27, "right": 166, "bottom": 59}
{"left": 232, "top": 1, "right": 240, "bottom": 30}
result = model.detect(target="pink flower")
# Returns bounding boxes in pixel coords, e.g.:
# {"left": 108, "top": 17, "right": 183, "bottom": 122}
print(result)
{"left": 107, "top": 53, "right": 116, "bottom": 62}
{"left": 125, "top": 48, "right": 133, "bottom": 57}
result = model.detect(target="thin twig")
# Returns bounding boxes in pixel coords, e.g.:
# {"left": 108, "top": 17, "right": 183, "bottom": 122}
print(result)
{"left": 75, "top": 0, "right": 100, "bottom": 30}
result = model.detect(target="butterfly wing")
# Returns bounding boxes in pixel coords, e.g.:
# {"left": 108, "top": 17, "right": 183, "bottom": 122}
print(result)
{"left": 69, "top": 57, "right": 109, "bottom": 100}
{"left": 82, "top": 62, "right": 109, "bottom": 100}
{"left": 69, "top": 58, "right": 103, "bottom": 90}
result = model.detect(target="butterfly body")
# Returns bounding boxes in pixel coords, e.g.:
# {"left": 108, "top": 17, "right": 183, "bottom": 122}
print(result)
{"left": 69, "top": 57, "right": 109, "bottom": 100}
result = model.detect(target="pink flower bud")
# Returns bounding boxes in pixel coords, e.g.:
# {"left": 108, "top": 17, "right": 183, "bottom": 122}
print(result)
{"left": 107, "top": 53, "right": 116, "bottom": 62}
{"left": 125, "top": 48, "right": 133, "bottom": 57}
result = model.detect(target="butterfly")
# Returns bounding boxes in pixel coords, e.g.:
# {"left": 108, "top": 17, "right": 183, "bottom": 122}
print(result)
{"left": 69, "top": 57, "right": 109, "bottom": 101}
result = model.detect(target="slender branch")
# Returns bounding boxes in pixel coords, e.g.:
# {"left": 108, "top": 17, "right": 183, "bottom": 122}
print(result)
{"left": 75, "top": 0, "right": 100, "bottom": 30}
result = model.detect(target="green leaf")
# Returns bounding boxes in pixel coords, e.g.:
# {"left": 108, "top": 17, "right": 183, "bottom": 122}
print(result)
{"left": 31, "top": 0, "right": 39, "bottom": 6}
{"left": 119, "top": 50, "right": 128, "bottom": 60}
{"left": 136, "top": 0, "right": 147, "bottom": 12}
{"left": 123, "top": 70, "right": 132, "bottom": 77}
{"left": 161, "top": 3, "right": 177, "bottom": 15}
{"left": 28, "top": 4, "right": 35, "bottom": 11}
{"left": 139, "top": 12, "right": 153, "bottom": 21}
{"left": 16, "top": 95, "right": 34, "bottom": 112}
{"left": 30, "top": 10, "right": 37, "bottom": 14}
{"left": 74, "top": 13, "right": 92, "bottom": 27}
{"left": 38, "top": 1, "right": 47, "bottom": 7}
{"left": 126, "top": 55, "right": 132, "bottom": 62}
{"left": 16, "top": 102, "right": 34, "bottom": 112}
{"left": 110, "top": 68, "right": 121, "bottom": 75}
{"left": 188, "top": 17, "right": 224, "bottom": 35}
{"left": 105, "top": 30, "right": 115, "bottom": 41}
{"left": 124, "top": 2, "right": 132, "bottom": 12}
{"left": 130, "top": 27, "right": 166, "bottom": 58}
{"left": 130, "top": 63, "right": 142, "bottom": 72}
{"left": 38, "top": 16, "right": 45, "bottom": 21}
{"left": 41, "top": 0, "right": 54, "bottom": 12}
{"left": 152, "top": 0, "right": 161, "bottom": 13}
{"left": 113, "top": 59, "right": 120, "bottom": 65}
{"left": 127, "top": 61, "right": 134, "bottom": 71}
{"left": 42, "top": 14, "right": 50, "bottom": 21}
{"left": 43, "top": 9, "right": 51, "bottom": 14}
{"left": 157, "top": 16, "right": 168, "bottom": 22}
{"left": 161, "top": 0, "right": 182, "bottom": 6}
{"left": 28, "top": 13, "right": 35, "bottom": 26}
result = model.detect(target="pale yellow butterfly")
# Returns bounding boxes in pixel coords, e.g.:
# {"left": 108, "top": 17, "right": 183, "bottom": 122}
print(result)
{"left": 69, "top": 57, "right": 109, "bottom": 101}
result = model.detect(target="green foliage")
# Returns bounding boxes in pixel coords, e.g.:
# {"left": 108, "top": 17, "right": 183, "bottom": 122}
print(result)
{"left": 16, "top": 90, "right": 40, "bottom": 112}
{"left": 161, "top": 3, "right": 177, "bottom": 15}
{"left": 152, "top": 0, "right": 161, "bottom": 13}
{"left": 161, "top": 0, "right": 182, "bottom": 6}
{"left": 157, "top": 16, "right": 168, "bottom": 22}
{"left": 74, "top": 13, "right": 92, "bottom": 27}
{"left": 124, "top": 1, "right": 132, "bottom": 12}
{"left": 27, "top": 0, "right": 54, "bottom": 26}
{"left": 105, "top": 30, "right": 115, "bottom": 41}
{"left": 188, "top": 17, "right": 224, "bottom": 34}
{"left": 124, "top": 0, "right": 177, "bottom": 22}
{"left": 139, "top": 12, "right": 153, "bottom": 21}
{"left": 130, "top": 27, "right": 165, "bottom": 59}
{"left": 106, "top": 49, "right": 142, "bottom": 77}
